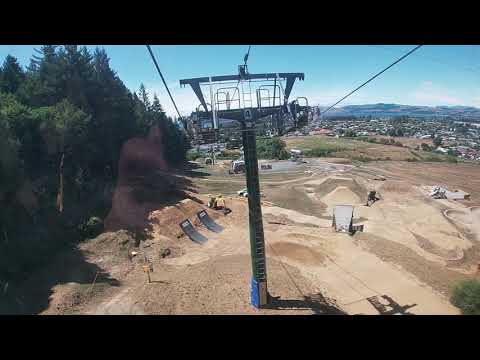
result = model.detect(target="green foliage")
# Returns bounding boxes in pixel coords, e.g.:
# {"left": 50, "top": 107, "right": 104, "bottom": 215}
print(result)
{"left": 433, "top": 136, "right": 442, "bottom": 147}
{"left": 451, "top": 279, "right": 480, "bottom": 315}
{"left": 421, "top": 154, "right": 443, "bottom": 162}
{"left": 0, "top": 113, "right": 22, "bottom": 199}
{"left": 278, "top": 148, "right": 291, "bottom": 160}
{"left": 78, "top": 216, "right": 104, "bottom": 238}
{"left": 388, "top": 127, "right": 404, "bottom": 137}
{"left": 455, "top": 123, "right": 469, "bottom": 135}
{"left": 257, "top": 137, "right": 290, "bottom": 160}
{"left": 0, "top": 55, "right": 25, "bottom": 94}
{"left": 445, "top": 155, "right": 458, "bottom": 163}
{"left": 186, "top": 151, "right": 200, "bottom": 161}
{"left": 304, "top": 148, "right": 335, "bottom": 157}
{"left": 356, "top": 136, "right": 369, "bottom": 142}
{"left": 216, "top": 150, "right": 241, "bottom": 160}
{"left": 421, "top": 143, "right": 432, "bottom": 152}
{"left": 447, "top": 148, "right": 458, "bottom": 156}
{"left": 0, "top": 46, "right": 191, "bottom": 286}
{"left": 162, "top": 118, "right": 190, "bottom": 166}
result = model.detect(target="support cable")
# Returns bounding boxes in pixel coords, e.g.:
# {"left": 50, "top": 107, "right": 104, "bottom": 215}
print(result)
{"left": 321, "top": 45, "right": 423, "bottom": 117}
{"left": 146, "top": 45, "right": 183, "bottom": 121}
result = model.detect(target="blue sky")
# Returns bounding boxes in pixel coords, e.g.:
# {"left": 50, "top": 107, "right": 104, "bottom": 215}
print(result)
{"left": 1, "top": 45, "right": 480, "bottom": 116}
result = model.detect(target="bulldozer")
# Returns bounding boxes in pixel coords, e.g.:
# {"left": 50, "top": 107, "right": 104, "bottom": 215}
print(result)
{"left": 366, "top": 190, "right": 381, "bottom": 207}
{"left": 207, "top": 194, "right": 231, "bottom": 215}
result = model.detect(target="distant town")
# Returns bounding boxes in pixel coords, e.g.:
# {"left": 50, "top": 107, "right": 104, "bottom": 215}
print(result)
{"left": 296, "top": 107, "right": 480, "bottom": 162}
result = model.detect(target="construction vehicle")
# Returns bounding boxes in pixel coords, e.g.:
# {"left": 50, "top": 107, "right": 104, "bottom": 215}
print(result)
{"left": 366, "top": 190, "right": 380, "bottom": 207}
{"left": 290, "top": 148, "right": 302, "bottom": 162}
{"left": 207, "top": 194, "right": 231, "bottom": 215}
{"left": 229, "top": 160, "right": 245, "bottom": 174}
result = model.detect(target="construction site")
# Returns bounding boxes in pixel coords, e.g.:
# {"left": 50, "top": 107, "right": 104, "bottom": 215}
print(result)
{"left": 17, "top": 152, "right": 479, "bottom": 315}
{"left": 7, "top": 46, "right": 477, "bottom": 316}
{"left": 4, "top": 45, "right": 480, "bottom": 316}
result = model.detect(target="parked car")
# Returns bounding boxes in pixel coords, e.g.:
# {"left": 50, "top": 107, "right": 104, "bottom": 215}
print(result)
{"left": 237, "top": 188, "right": 248, "bottom": 197}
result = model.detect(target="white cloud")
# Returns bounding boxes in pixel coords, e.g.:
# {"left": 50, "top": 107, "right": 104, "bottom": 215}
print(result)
{"left": 408, "top": 81, "right": 465, "bottom": 106}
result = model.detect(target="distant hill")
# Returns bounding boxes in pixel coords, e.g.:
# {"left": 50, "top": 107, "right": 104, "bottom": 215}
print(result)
{"left": 317, "top": 103, "right": 480, "bottom": 118}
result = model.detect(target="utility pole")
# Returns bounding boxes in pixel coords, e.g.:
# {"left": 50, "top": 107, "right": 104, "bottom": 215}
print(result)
{"left": 180, "top": 68, "right": 307, "bottom": 309}
{"left": 241, "top": 115, "right": 268, "bottom": 307}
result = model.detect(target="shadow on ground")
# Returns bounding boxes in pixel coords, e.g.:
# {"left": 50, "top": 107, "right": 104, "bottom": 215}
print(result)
{"left": 180, "top": 162, "right": 212, "bottom": 179}
{"left": 366, "top": 295, "right": 417, "bottom": 315}
{"left": 266, "top": 293, "right": 347, "bottom": 315}
{"left": 0, "top": 246, "right": 120, "bottom": 315}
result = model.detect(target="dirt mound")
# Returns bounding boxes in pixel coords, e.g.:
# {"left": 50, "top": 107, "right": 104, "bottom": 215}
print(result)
{"left": 311, "top": 177, "right": 366, "bottom": 201}
{"left": 444, "top": 209, "right": 473, "bottom": 226}
{"left": 148, "top": 198, "right": 218, "bottom": 239}
{"left": 263, "top": 185, "right": 327, "bottom": 218}
{"left": 355, "top": 232, "right": 470, "bottom": 296}
{"left": 149, "top": 235, "right": 185, "bottom": 260}
{"left": 444, "top": 207, "right": 480, "bottom": 241}
{"left": 264, "top": 213, "right": 319, "bottom": 229}
{"left": 321, "top": 186, "right": 361, "bottom": 206}
{"left": 378, "top": 181, "right": 415, "bottom": 194}
{"left": 149, "top": 205, "right": 193, "bottom": 239}
{"left": 83, "top": 230, "right": 138, "bottom": 265}
{"left": 271, "top": 242, "right": 326, "bottom": 266}
{"left": 90, "top": 230, "right": 137, "bottom": 249}
{"left": 411, "top": 231, "right": 464, "bottom": 261}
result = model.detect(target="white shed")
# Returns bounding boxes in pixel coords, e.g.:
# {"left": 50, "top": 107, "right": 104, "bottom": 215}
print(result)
{"left": 332, "top": 205, "right": 354, "bottom": 233}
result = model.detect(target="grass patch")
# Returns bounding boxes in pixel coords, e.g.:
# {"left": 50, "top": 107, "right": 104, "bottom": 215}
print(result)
{"left": 418, "top": 152, "right": 458, "bottom": 163}
{"left": 284, "top": 136, "right": 349, "bottom": 158}
{"left": 216, "top": 149, "right": 242, "bottom": 160}
{"left": 451, "top": 279, "right": 480, "bottom": 315}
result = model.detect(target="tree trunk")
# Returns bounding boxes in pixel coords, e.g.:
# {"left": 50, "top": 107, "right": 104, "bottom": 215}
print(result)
{"left": 56, "top": 153, "right": 65, "bottom": 213}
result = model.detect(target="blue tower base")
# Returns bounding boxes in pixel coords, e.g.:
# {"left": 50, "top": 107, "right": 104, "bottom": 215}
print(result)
{"left": 250, "top": 278, "right": 268, "bottom": 309}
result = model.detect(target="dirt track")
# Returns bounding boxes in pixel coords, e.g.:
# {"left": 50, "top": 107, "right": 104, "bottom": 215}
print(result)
{"left": 29, "top": 159, "right": 480, "bottom": 315}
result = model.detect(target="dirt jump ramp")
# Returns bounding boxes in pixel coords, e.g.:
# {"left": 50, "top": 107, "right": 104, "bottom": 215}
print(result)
{"left": 197, "top": 210, "right": 224, "bottom": 233}
{"left": 179, "top": 219, "right": 208, "bottom": 244}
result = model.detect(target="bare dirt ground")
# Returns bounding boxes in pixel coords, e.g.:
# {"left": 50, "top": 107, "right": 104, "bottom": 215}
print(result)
{"left": 25, "top": 158, "right": 480, "bottom": 315}
{"left": 360, "top": 161, "right": 480, "bottom": 206}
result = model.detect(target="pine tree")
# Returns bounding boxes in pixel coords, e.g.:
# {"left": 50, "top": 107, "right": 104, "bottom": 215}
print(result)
{"left": 20, "top": 45, "right": 62, "bottom": 107}
{"left": 57, "top": 45, "right": 95, "bottom": 112}
{"left": 89, "top": 47, "right": 136, "bottom": 177}
{"left": 151, "top": 93, "right": 164, "bottom": 115}
{"left": 0, "top": 47, "right": 191, "bottom": 292}
{"left": 0, "top": 55, "right": 25, "bottom": 94}
{"left": 138, "top": 83, "right": 151, "bottom": 111}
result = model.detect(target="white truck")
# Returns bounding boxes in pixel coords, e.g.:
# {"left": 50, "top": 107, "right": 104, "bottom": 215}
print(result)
{"left": 290, "top": 148, "right": 302, "bottom": 161}
{"left": 229, "top": 160, "right": 245, "bottom": 174}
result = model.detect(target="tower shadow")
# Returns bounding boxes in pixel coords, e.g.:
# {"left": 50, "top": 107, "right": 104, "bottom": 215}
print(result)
{"left": 265, "top": 293, "right": 347, "bottom": 315}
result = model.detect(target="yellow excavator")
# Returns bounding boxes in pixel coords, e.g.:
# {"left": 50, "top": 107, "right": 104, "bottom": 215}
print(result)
{"left": 207, "top": 194, "right": 231, "bottom": 215}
